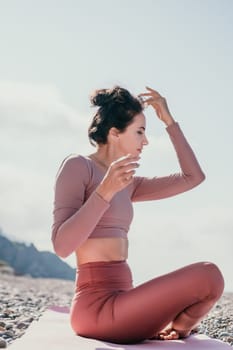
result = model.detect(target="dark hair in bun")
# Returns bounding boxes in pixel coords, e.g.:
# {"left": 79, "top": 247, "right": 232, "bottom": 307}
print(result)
{"left": 88, "top": 86, "right": 144, "bottom": 146}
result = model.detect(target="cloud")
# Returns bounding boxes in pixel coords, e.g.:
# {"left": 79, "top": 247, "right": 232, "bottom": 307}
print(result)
{"left": 0, "top": 80, "right": 93, "bottom": 253}
{"left": 0, "top": 80, "right": 93, "bottom": 161}
{"left": 0, "top": 80, "right": 87, "bottom": 133}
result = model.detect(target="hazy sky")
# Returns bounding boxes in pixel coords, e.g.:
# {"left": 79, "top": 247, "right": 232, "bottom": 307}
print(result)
{"left": 0, "top": 0, "right": 233, "bottom": 291}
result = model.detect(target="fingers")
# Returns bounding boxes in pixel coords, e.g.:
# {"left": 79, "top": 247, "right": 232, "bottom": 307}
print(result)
{"left": 145, "top": 86, "right": 160, "bottom": 94}
{"left": 107, "top": 155, "right": 139, "bottom": 176}
{"left": 138, "top": 86, "right": 163, "bottom": 98}
{"left": 142, "top": 97, "right": 158, "bottom": 104}
{"left": 112, "top": 154, "right": 140, "bottom": 167}
{"left": 139, "top": 96, "right": 162, "bottom": 111}
{"left": 116, "top": 161, "right": 139, "bottom": 181}
{"left": 109, "top": 154, "right": 140, "bottom": 188}
{"left": 124, "top": 168, "right": 137, "bottom": 179}
{"left": 120, "top": 164, "right": 139, "bottom": 186}
{"left": 139, "top": 92, "right": 160, "bottom": 97}
{"left": 123, "top": 173, "right": 134, "bottom": 183}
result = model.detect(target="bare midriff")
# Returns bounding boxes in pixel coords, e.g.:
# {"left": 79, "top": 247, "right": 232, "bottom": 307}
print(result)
{"left": 75, "top": 237, "right": 128, "bottom": 265}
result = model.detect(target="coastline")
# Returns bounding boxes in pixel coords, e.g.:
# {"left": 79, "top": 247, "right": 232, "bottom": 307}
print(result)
{"left": 0, "top": 274, "right": 232, "bottom": 347}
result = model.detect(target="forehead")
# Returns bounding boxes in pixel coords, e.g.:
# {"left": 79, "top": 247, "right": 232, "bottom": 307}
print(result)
{"left": 131, "top": 113, "right": 146, "bottom": 126}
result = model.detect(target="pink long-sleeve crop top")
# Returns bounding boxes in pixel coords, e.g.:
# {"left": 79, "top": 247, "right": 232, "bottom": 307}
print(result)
{"left": 51, "top": 122, "right": 205, "bottom": 258}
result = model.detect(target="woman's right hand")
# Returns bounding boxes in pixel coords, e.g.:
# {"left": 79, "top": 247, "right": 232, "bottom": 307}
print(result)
{"left": 96, "top": 154, "right": 140, "bottom": 202}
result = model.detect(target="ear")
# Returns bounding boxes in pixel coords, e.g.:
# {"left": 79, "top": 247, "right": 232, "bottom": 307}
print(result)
{"left": 108, "top": 127, "right": 120, "bottom": 141}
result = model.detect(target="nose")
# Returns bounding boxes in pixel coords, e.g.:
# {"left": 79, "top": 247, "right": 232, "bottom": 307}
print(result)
{"left": 143, "top": 135, "right": 149, "bottom": 146}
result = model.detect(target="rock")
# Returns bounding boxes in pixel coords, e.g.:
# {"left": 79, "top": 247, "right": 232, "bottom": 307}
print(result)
{"left": 0, "top": 259, "right": 14, "bottom": 276}
{"left": 16, "top": 322, "right": 28, "bottom": 330}
{"left": 3, "top": 331, "right": 14, "bottom": 338}
{"left": 3, "top": 310, "right": 13, "bottom": 316}
{"left": 220, "top": 331, "right": 232, "bottom": 337}
{"left": 23, "top": 317, "right": 34, "bottom": 323}
{"left": 0, "top": 338, "right": 7, "bottom": 348}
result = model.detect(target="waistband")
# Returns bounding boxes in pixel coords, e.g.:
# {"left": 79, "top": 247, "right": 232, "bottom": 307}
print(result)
{"left": 77, "top": 259, "right": 127, "bottom": 271}
{"left": 76, "top": 260, "right": 133, "bottom": 292}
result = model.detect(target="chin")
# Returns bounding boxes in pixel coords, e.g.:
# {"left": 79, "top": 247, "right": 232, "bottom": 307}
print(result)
{"left": 129, "top": 151, "right": 138, "bottom": 157}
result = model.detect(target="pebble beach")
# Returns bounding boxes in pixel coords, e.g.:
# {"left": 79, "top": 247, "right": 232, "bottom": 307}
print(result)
{"left": 0, "top": 273, "right": 232, "bottom": 348}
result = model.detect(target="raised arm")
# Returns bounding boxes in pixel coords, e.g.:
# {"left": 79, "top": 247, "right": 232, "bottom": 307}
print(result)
{"left": 131, "top": 87, "right": 205, "bottom": 201}
{"left": 51, "top": 155, "right": 110, "bottom": 258}
{"left": 131, "top": 122, "right": 205, "bottom": 201}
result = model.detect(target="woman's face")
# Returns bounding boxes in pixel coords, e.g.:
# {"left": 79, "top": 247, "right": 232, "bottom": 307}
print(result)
{"left": 115, "top": 113, "right": 149, "bottom": 157}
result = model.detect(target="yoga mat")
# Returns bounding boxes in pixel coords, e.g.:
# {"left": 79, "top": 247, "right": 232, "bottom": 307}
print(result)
{"left": 9, "top": 306, "right": 231, "bottom": 349}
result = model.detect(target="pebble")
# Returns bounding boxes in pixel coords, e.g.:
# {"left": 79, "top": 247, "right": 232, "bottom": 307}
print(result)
{"left": 0, "top": 274, "right": 74, "bottom": 345}
{"left": 16, "top": 322, "right": 28, "bottom": 329}
{"left": 0, "top": 337, "right": 7, "bottom": 348}
{"left": 5, "top": 325, "right": 12, "bottom": 330}
{"left": 3, "top": 331, "right": 14, "bottom": 338}
{"left": 220, "top": 332, "right": 232, "bottom": 337}
{"left": 0, "top": 274, "right": 233, "bottom": 347}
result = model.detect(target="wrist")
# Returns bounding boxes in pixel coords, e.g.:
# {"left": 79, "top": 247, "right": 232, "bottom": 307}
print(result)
{"left": 163, "top": 114, "right": 175, "bottom": 127}
{"left": 96, "top": 184, "right": 114, "bottom": 202}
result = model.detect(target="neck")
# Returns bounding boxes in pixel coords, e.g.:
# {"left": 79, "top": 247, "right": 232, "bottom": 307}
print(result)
{"left": 90, "top": 145, "right": 120, "bottom": 169}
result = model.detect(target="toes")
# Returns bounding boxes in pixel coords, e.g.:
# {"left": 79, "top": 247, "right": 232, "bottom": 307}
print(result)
{"left": 156, "top": 327, "right": 192, "bottom": 341}
{"left": 158, "top": 329, "right": 180, "bottom": 340}
{"left": 170, "top": 330, "right": 179, "bottom": 339}
{"left": 164, "top": 331, "right": 179, "bottom": 340}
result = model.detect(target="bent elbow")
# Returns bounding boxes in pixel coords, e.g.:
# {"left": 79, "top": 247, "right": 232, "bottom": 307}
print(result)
{"left": 51, "top": 229, "right": 72, "bottom": 259}
{"left": 52, "top": 241, "right": 70, "bottom": 259}
{"left": 190, "top": 170, "right": 206, "bottom": 188}
{"left": 196, "top": 170, "right": 206, "bottom": 185}
{"left": 53, "top": 244, "right": 71, "bottom": 259}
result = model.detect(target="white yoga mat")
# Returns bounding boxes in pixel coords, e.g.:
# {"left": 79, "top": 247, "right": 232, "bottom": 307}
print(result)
{"left": 9, "top": 306, "right": 231, "bottom": 349}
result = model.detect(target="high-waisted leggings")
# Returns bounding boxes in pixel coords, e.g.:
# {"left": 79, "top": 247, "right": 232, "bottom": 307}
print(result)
{"left": 70, "top": 260, "right": 224, "bottom": 344}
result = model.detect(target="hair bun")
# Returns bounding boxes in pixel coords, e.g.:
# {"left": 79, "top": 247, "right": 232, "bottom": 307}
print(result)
{"left": 90, "top": 89, "right": 112, "bottom": 107}
{"left": 90, "top": 86, "right": 137, "bottom": 108}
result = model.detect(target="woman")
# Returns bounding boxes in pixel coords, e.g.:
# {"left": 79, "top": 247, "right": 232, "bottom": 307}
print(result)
{"left": 51, "top": 86, "right": 224, "bottom": 344}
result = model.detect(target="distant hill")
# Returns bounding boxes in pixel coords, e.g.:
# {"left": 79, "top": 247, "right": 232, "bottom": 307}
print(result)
{"left": 0, "top": 231, "right": 75, "bottom": 280}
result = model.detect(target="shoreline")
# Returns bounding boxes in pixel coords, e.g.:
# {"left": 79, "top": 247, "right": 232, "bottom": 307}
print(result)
{"left": 0, "top": 274, "right": 232, "bottom": 347}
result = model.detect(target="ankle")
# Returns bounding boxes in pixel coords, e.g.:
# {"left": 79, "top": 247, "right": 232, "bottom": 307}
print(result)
{"left": 172, "top": 311, "right": 200, "bottom": 335}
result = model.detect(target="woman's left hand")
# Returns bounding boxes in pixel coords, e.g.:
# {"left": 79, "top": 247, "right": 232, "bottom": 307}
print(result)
{"left": 139, "top": 86, "right": 175, "bottom": 126}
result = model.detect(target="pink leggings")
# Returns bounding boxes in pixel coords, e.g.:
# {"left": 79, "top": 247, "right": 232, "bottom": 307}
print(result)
{"left": 70, "top": 260, "right": 224, "bottom": 344}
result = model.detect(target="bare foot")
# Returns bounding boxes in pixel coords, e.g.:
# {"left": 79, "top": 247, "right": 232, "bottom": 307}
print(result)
{"left": 159, "top": 326, "right": 200, "bottom": 340}
{"left": 158, "top": 327, "right": 180, "bottom": 340}
{"left": 149, "top": 325, "right": 197, "bottom": 341}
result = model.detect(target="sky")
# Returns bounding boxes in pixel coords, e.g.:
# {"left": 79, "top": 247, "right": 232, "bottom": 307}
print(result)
{"left": 0, "top": 0, "right": 233, "bottom": 291}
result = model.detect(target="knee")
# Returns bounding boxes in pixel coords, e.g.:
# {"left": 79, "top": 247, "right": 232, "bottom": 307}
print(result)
{"left": 200, "top": 262, "right": 224, "bottom": 300}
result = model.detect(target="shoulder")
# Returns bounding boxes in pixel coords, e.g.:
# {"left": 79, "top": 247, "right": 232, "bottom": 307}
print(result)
{"left": 56, "top": 154, "right": 91, "bottom": 180}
